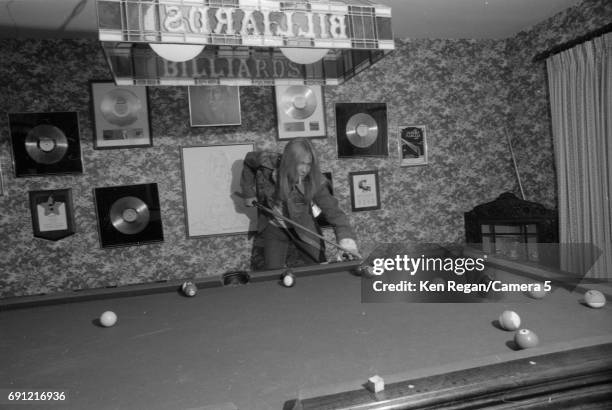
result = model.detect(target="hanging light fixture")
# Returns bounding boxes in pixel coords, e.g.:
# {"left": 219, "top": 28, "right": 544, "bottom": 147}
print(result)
{"left": 149, "top": 44, "right": 205, "bottom": 62}
{"left": 96, "top": 0, "right": 394, "bottom": 86}
{"left": 279, "top": 47, "right": 330, "bottom": 65}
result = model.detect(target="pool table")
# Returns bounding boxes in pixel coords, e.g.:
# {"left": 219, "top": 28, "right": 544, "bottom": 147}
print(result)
{"left": 1, "top": 251, "right": 612, "bottom": 410}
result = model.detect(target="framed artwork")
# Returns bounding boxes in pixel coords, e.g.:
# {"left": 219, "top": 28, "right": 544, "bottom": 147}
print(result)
{"left": 399, "top": 125, "right": 428, "bottom": 166}
{"left": 93, "top": 183, "right": 163, "bottom": 248}
{"left": 29, "top": 188, "right": 75, "bottom": 240}
{"left": 188, "top": 86, "right": 241, "bottom": 127}
{"left": 335, "top": 102, "right": 388, "bottom": 158}
{"left": 275, "top": 85, "right": 326, "bottom": 139}
{"left": 180, "top": 144, "right": 257, "bottom": 237}
{"left": 349, "top": 170, "right": 381, "bottom": 212}
{"left": 8, "top": 111, "right": 83, "bottom": 177}
{"left": 90, "top": 81, "right": 152, "bottom": 149}
{"left": 315, "top": 171, "right": 334, "bottom": 228}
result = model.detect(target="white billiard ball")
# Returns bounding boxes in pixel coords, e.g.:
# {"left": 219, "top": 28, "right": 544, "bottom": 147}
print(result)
{"left": 282, "top": 272, "right": 295, "bottom": 287}
{"left": 499, "top": 310, "right": 521, "bottom": 331}
{"left": 100, "top": 311, "right": 117, "bottom": 327}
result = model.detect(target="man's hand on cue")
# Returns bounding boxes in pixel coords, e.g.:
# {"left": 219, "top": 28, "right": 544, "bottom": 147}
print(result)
{"left": 339, "top": 238, "right": 361, "bottom": 260}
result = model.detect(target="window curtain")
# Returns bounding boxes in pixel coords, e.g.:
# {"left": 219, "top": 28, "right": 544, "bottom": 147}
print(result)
{"left": 546, "top": 32, "right": 612, "bottom": 279}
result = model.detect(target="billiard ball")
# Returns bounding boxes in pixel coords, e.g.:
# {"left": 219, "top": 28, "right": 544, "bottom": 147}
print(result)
{"left": 356, "top": 265, "right": 375, "bottom": 277}
{"left": 528, "top": 285, "right": 548, "bottom": 299}
{"left": 584, "top": 289, "right": 606, "bottom": 308}
{"left": 514, "top": 329, "right": 539, "bottom": 349}
{"left": 282, "top": 271, "right": 295, "bottom": 287}
{"left": 498, "top": 310, "right": 521, "bottom": 331}
{"left": 181, "top": 281, "right": 197, "bottom": 297}
{"left": 100, "top": 311, "right": 117, "bottom": 327}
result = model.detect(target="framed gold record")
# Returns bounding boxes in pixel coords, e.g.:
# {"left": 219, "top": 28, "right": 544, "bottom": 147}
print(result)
{"left": 335, "top": 103, "right": 388, "bottom": 158}
{"left": 90, "top": 81, "right": 152, "bottom": 149}
{"left": 274, "top": 85, "right": 326, "bottom": 140}
{"left": 8, "top": 112, "right": 83, "bottom": 177}
{"left": 93, "top": 183, "right": 163, "bottom": 248}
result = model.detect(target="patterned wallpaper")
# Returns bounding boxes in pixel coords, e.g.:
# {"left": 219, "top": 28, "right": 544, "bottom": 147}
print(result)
{"left": 0, "top": 0, "right": 609, "bottom": 298}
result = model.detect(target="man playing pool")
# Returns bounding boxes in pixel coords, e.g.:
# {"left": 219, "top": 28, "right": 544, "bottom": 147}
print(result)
{"left": 241, "top": 138, "right": 359, "bottom": 269}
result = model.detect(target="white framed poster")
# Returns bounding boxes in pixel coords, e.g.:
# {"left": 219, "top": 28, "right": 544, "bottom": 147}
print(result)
{"left": 180, "top": 144, "right": 257, "bottom": 237}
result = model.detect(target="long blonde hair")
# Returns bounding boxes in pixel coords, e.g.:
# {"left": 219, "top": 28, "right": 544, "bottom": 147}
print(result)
{"left": 278, "top": 138, "right": 324, "bottom": 203}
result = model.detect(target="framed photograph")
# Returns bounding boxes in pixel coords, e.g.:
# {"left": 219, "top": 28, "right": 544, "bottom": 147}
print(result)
{"left": 188, "top": 86, "right": 241, "bottom": 127}
{"left": 335, "top": 102, "right": 388, "bottom": 158}
{"left": 180, "top": 144, "right": 257, "bottom": 237}
{"left": 349, "top": 170, "right": 381, "bottom": 212}
{"left": 399, "top": 125, "right": 428, "bottom": 166}
{"left": 93, "top": 183, "right": 163, "bottom": 248}
{"left": 275, "top": 85, "right": 326, "bottom": 139}
{"left": 8, "top": 111, "right": 83, "bottom": 177}
{"left": 90, "top": 81, "right": 152, "bottom": 149}
{"left": 29, "top": 188, "right": 75, "bottom": 240}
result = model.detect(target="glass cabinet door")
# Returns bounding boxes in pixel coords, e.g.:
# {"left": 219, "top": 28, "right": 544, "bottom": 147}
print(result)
{"left": 481, "top": 223, "right": 539, "bottom": 261}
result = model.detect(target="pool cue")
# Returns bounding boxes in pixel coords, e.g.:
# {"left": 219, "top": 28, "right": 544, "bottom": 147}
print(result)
{"left": 505, "top": 127, "right": 526, "bottom": 200}
{"left": 252, "top": 201, "right": 363, "bottom": 260}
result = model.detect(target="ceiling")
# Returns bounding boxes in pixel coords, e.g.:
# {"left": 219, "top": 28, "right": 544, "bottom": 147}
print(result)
{"left": 0, "top": 0, "right": 581, "bottom": 39}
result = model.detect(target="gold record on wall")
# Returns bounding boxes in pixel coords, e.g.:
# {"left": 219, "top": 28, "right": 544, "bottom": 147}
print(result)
{"left": 109, "top": 196, "right": 151, "bottom": 235}
{"left": 100, "top": 88, "right": 143, "bottom": 127}
{"left": 279, "top": 85, "right": 318, "bottom": 119}
{"left": 275, "top": 85, "right": 326, "bottom": 139}
{"left": 335, "top": 103, "right": 388, "bottom": 158}
{"left": 94, "top": 183, "right": 163, "bottom": 248}
{"left": 91, "top": 81, "right": 152, "bottom": 149}
{"left": 345, "top": 113, "right": 379, "bottom": 148}
{"left": 24, "top": 124, "right": 69, "bottom": 164}
{"left": 8, "top": 112, "right": 83, "bottom": 177}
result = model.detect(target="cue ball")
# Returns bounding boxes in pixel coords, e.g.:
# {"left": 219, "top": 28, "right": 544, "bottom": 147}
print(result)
{"left": 499, "top": 310, "right": 521, "bottom": 331}
{"left": 514, "top": 329, "right": 539, "bottom": 349}
{"left": 282, "top": 272, "right": 295, "bottom": 287}
{"left": 100, "top": 311, "right": 117, "bottom": 327}
{"left": 584, "top": 289, "right": 606, "bottom": 308}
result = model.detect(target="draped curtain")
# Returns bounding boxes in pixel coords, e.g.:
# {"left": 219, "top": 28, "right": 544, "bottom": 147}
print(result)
{"left": 546, "top": 32, "right": 612, "bottom": 279}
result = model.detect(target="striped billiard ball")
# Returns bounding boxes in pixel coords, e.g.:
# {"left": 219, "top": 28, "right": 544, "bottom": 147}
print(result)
{"left": 515, "top": 329, "right": 539, "bottom": 349}
{"left": 584, "top": 289, "right": 606, "bottom": 308}
{"left": 181, "top": 281, "right": 197, "bottom": 297}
